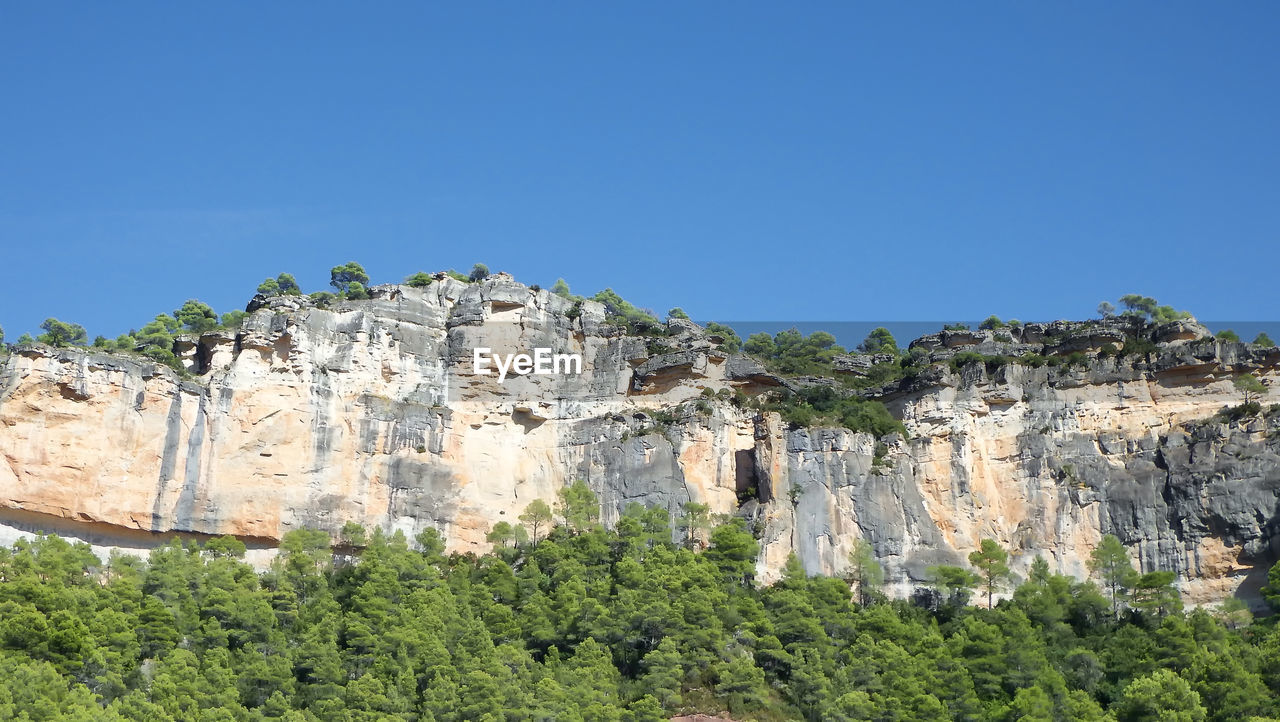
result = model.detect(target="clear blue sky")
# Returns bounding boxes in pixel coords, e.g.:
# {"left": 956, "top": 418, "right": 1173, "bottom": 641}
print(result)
{"left": 2, "top": 3, "right": 1277, "bottom": 340}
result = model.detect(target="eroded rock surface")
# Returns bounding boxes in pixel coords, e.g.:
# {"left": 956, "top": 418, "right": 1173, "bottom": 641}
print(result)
{"left": 1, "top": 278, "right": 1277, "bottom": 606}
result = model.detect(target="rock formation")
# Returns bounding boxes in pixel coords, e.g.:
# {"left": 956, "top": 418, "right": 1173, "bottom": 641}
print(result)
{"left": 1, "top": 276, "right": 1277, "bottom": 606}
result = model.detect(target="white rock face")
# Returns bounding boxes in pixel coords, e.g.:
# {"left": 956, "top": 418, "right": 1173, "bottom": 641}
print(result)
{"left": 762, "top": 359, "right": 1280, "bottom": 606}
{"left": 0, "top": 278, "right": 1277, "bottom": 606}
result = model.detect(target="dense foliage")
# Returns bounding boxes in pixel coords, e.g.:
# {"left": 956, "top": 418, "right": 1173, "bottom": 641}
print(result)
{"left": 754, "top": 386, "right": 907, "bottom": 439}
{"left": 703, "top": 323, "right": 742, "bottom": 354}
{"left": 856, "top": 327, "right": 898, "bottom": 355}
{"left": 1, "top": 498, "right": 1276, "bottom": 722}
{"left": 591, "top": 289, "right": 664, "bottom": 336}
{"left": 258, "top": 274, "right": 303, "bottom": 298}
{"left": 329, "top": 262, "right": 371, "bottom": 300}
{"left": 743, "top": 328, "right": 846, "bottom": 377}
{"left": 1098, "top": 295, "right": 1193, "bottom": 325}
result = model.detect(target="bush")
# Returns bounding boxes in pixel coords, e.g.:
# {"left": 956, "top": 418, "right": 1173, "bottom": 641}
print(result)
{"left": 839, "top": 400, "right": 906, "bottom": 437}
{"left": 858, "top": 361, "right": 906, "bottom": 388}
{"left": 1254, "top": 332, "right": 1275, "bottom": 348}
{"left": 174, "top": 300, "right": 219, "bottom": 334}
{"left": 404, "top": 271, "right": 433, "bottom": 288}
{"left": 1060, "top": 351, "right": 1089, "bottom": 368}
{"left": 219, "top": 310, "right": 247, "bottom": 329}
{"left": 858, "top": 327, "right": 898, "bottom": 355}
{"left": 257, "top": 277, "right": 281, "bottom": 296}
{"left": 258, "top": 273, "right": 301, "bottom": 297}
{"left": 592, "top": 288, "right": 663, "bottom": 336}
{"left": 469, "top": 263, "right": 490, "bottom": 282}
{"left": 1019, "top": 353, "right": 1048, "bottom": 368}
{"left": 1121, "top": 336, "right": 1158, "bottom": 356}
{"left": 950, "top": 351, "right": 986, "bottom": 371}
{"left": 1116, "top": 294, "right": 1193, "bottom": 324}
{"left": 1216, "top": 329, "right": 1241, "bottom": 343}
{"left": 1219, "top": 402, "right": 1262, "bottom": 422}
{"left": 872, "top": 442, "right": 890, "bottom": 468}
{"left": 765, "top": 386, "right": 906, "bottom": 437}
{"left": 344, "top": 281, "right": 370, "bottom": 300}
{"left": 550, "top": 278, "right": 575, "bottom": 298}
{"left": 141, "top": 344, "right": 180, "bottom": 367}
{"left": 779, "top": 403, "right": 814, "bottom": 428}
{"left": 277, "top": 273, "right": 301, "bottom": 296}
{"left": 943, "top": 323, "right": 970, "bottom": 331}
{"left": 951, "top": 352, "right": 1016, "bottom": 373}
{"left": 645, "top": 340, "right": 676, "bottom": 356}
{"left": 704, "top": 323, "right": 741, "bottom": 353}
{"left": 743, "top": 327, "right": 846, "bottom": 376}
{"left": 978, "top": 315, "right": 1006, "bottom": 330}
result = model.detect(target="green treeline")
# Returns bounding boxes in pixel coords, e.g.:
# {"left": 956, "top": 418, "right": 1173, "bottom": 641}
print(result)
{"left": 1, "top": 495, "right": 1279, "bottom": 722}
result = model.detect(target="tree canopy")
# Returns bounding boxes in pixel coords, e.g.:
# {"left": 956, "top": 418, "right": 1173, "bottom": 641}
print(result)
{"left": 0, "top": 519, "right": 1269, "bottom": 721}
{"left": 174, "top": 300, "right": 219, "bottom": 334}
{"left": 1234, "top": 374, "right": 1266, "bottom": 406}
{"left": 329, "top": 261, "right": 370, "bottom": 296}
{"left": 745, "top": 327, "right": 846, "bottom": 376}
{"left": 257, "top": 273, "right": 301, "bottom": 297}
{"left": 404, "top": 271, "right": 433, "bottom": 288}
{"left": 1114, "top": 294, "right": 1193, "bottom": 324}
{"left": 858, "top": 327, "right": 898, "bottom": 355}
{"left": 968, "top": 538, "right": 1013, "bottom": 608}
{"left": 37, "top": 318, "right": 88, "bottom": 347}
{"left": 592, "top": 288, "right": 661, "bottom": 334}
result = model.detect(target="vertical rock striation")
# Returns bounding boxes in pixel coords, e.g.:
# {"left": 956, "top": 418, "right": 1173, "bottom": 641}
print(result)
{"left": 0, "top": 276, "right": 1277, "bottom": 605}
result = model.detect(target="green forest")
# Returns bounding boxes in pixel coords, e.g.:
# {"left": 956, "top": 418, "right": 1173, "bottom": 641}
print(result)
{"left": 2, "top": 485, "right": 1280, "bottom": 721}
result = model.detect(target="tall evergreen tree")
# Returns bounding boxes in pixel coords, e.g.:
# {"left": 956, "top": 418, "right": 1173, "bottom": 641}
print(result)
{"left": 969, "top": 538, "right": 1013, "bottom": 608}
{"left": 1089, "top": 535, "right": 1138, "bottom": 619}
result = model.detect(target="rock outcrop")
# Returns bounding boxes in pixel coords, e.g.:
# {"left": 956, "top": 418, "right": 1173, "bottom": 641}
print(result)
{"left": 1, "top": 278, "right": 1277, "bottom": 606}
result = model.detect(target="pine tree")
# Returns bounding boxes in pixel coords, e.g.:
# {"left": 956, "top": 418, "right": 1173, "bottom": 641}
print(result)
{"left": 1088, "top": 534, "right": 1138, "bottom": 619}
{"left": 846, "top": 539, "right": 884, "bottom": 607}
{"left": 969, "top": 538, "right": 1013, "bottom": 608}
{"left": 639, "top": 637, "right": 683, "bottom": 708}
{"left": 518, "top": 499, "right": 554, "bottom": 543}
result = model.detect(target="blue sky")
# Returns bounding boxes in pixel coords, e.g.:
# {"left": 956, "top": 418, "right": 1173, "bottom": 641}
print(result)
{"left": 2, "top": 3, "right": 1277, "bottom": 340}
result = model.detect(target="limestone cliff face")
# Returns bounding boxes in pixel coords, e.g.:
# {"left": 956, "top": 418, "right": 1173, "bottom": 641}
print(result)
{"left": 762, "top": 348, "right": 1280, "bottom": 605}
{"left": 0, "top": 276, "right": 1277, "bottom": 606}
{"left": 0, "top": 277, "right": 768, "bottom": 563}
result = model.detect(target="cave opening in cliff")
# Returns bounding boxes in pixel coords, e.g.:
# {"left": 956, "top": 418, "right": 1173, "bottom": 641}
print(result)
{"left": 194, "top": 339, "right": 215, "bottom": 376}
{"left": 735, "top": 449, "right": 762, "bottom": 505}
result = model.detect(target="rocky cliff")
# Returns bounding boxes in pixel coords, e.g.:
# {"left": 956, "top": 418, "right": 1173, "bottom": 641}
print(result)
{"left": 1, "top": 275, "right": 1277, "bottom": 606}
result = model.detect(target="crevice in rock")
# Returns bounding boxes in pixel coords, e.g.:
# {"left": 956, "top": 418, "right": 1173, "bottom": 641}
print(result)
{"left": 194, "top": 338, "right": 215, "bottom": 375}
{"left": 0, "top": 506, "right": 278, "bottom": 549}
